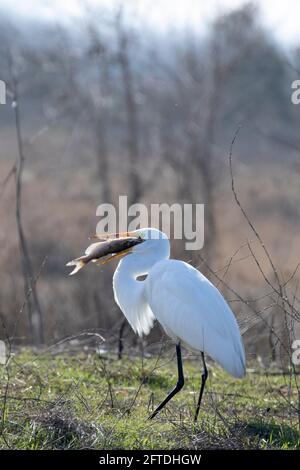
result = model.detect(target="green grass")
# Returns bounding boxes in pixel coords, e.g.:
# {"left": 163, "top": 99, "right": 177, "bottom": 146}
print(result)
{"left": 0, "top": 349, "right": 299, "bottom": 449}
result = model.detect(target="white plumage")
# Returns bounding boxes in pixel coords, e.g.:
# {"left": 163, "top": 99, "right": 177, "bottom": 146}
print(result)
{"left": 147, "top": 260, "right": 245, "bottom": 378}
{"left": 113, "top": 228, "right": 245, "bottom": 378}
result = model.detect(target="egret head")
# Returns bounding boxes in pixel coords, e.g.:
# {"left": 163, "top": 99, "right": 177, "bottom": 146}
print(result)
{"left": 111, "top": 228, "right": 170, "bottom": 276}
{"left": 129, "top": 228, "right": 169, "bottom": 253}
{"left": 90, "top": 228, "right": 170, "bottom": 264}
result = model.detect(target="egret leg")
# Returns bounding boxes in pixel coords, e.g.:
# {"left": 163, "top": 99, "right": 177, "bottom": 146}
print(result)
{"left": 194, "top": 352, "right": 208, "bottom": 422}
{"left": 148, "top": 343, "right": 184, "bottom": 420}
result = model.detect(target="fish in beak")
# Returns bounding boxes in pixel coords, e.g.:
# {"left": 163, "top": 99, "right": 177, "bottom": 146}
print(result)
{"left": 66, "top": 233, "right": 144, "bottom": 275}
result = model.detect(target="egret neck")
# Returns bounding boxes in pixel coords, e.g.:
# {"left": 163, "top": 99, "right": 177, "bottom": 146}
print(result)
{"left": 112, "top": 235, "right": 170, "bottom": 336}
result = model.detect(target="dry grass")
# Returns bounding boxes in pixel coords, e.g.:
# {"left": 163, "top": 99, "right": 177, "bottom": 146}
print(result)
{"left": 0, "top": 347, "right": 299, "bottom": 450}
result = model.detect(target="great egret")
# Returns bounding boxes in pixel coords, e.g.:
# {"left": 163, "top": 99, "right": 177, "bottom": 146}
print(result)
{"left": 67, "top": 228, "right": 246, "bottom": 421}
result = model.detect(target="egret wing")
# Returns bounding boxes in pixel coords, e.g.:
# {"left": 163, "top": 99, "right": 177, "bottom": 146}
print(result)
{"left": 146, "top": 259, "right": 246, "bottom": 378}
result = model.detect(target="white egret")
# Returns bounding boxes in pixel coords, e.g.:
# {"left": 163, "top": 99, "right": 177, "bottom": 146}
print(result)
{"left": 67, "top": 228, "right": 246, "bottom": 421}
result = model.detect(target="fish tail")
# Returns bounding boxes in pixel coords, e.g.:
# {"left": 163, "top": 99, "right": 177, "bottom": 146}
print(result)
{"left": 66, "top": 258, "right": 87, "bottom": 275}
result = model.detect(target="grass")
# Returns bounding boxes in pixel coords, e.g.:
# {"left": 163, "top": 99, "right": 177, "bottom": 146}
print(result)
{"left": 0, "top": 348, "right": 299, "bottom": 449}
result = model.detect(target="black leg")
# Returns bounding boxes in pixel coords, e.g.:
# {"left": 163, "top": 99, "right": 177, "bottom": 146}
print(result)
{"left": 194, "top": 352, "right": 208, "bottom": 422}
{"left": 148, "top": 343, "right": 184, "bottom": 420}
